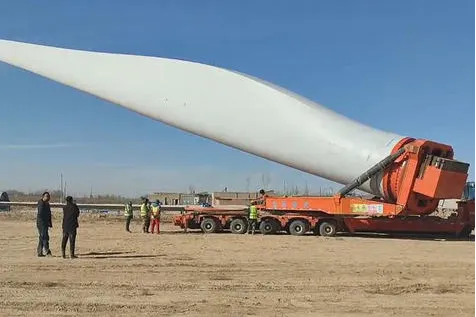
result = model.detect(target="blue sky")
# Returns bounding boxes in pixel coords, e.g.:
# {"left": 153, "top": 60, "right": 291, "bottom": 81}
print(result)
{"left": 0, "top": 0, "right": 474, "bottom": 197}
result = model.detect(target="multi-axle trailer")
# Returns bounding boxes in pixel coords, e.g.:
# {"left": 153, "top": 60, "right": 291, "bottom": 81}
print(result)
{"left": 174, "top": 139, "right": 474, "bottom": 238}
{"left": 173, "top": 189, "right": 474, "bottom": 238}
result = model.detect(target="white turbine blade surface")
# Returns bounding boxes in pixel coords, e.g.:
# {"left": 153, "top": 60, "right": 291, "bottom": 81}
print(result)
{"left": 0, "top": 39, "right": 404, "bottom": 196}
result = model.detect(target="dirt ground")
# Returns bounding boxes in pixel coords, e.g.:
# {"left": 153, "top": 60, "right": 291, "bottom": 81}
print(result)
{"left": 0, "top": 211, "right": 474, "bottom": 317}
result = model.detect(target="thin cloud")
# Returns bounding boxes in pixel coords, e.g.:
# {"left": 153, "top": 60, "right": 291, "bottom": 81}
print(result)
{"left": 92, "top": 162, "right": 139, "bottom": 169}
{"left": 0, "top": 143, "right": 85, "bottom": 150}
{"left": 0, "top": 140, "right": 151, "bottom": 151}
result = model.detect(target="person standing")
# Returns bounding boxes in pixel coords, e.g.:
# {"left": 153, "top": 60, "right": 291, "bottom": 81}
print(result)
{"left": 61, "top": 196, "right": 80, "bottom": 259}
{"left": 124, "top": 201, "right": 133, "bottom": 232}
{"left": 248, "top": 202, "right": 259, "bottom": 235}
{"left": 150, "top": 200, "right": 161, "bottom": 234}
{"left": 251, "top": 189, "right": 268, "bottom": 205}
{"left": 37, "top": 192, "right": 52, "bottom": 257}
{"left": 256, "top": 189, "right": 268, "bottom": 205}
{"left": 140, "top": 198, "right": 151, "bottom": 233}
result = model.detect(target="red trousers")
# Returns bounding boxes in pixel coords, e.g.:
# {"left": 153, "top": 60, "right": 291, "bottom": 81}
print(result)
{"left": 150, "top": 218, "right": 160, "bottom": 234}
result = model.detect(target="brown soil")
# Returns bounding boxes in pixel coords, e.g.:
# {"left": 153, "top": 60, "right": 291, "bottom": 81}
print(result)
{"left": 0, "top": 212, "right": 474, "bottom": 317}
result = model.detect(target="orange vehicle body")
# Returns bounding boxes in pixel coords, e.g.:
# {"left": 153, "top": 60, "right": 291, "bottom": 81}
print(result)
{"left": 381, "top": 138, "right": 468, "bottom": 215}
{"left": 255, "top": 138, "right": 469, "bottom": 216}
{"left": 173, "top": 139, "right": 474, "bottom": 237}
{"left": 173, "top": 197, "right": 474, "bottom": 237}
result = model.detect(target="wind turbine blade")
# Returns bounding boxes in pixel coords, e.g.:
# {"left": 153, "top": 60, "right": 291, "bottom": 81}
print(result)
{"left": 0, "top": 39, "right": 403, "bottom": 196}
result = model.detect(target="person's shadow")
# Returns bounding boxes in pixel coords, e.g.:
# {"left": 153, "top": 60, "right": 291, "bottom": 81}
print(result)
{"left": 78, "top": 251, "right": 164, "bottom": 259}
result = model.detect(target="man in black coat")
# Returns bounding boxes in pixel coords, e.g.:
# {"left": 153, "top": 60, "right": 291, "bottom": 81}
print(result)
{"left": 61, "top": 196, "right": 80, "bottom": 259}
{"left": 37, "top": 192, "right": 52, "bottom": 257}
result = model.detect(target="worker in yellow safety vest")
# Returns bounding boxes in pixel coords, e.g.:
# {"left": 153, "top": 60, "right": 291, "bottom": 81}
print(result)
{"left": 248, "top": 202, "right": 259, "bottom": 235}
{"left": 150, "top": 200, "right": 161, "bottom": 234}
{"left": 140, "top": 198, "right": 151, "bottom": 233}
{"left": 124, "top": 201, "right": 133, "bottom": 232}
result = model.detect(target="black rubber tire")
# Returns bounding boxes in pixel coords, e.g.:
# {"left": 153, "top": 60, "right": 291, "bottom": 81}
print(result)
{"left": 230, "top": 218, "right": 248, "bottom": 234}
{"left": 457, "top": 226, "right": 473, "bottom": 239}
{"left": 201, "top": 218, "right": 218, "bottom": 233}
{"left": 319, "top": 221, "right": 337, "bottom": 237}
{"left": 259, "top": 219, "right": 279, "bottom": 235}
{"left": 187, "top": 221, "right": 201, "bottom": 230}
{"left": 289, "top": 220, "right": 309, "bottom": 236}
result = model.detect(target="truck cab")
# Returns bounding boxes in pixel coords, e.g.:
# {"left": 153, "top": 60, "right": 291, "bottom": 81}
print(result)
{"left": 462, "top": 181, "right": 475, "bottom": 201}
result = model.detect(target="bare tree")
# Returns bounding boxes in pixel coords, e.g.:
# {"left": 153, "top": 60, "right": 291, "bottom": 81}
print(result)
{"left": 261, "top": 173, "right": 271, "bottom": 190}
{"left": 304, "top": 181, "right": 309, "bottom": 195}
{"left": 188, "top": 185, "right": 196, "bottom": 194}
{"left": 292, "top": 185, "right": 300, "bottom": 195}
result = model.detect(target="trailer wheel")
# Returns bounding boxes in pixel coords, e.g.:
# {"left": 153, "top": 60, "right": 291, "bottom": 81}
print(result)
{"left": 230, "top": 218, "right": 248, "bottom": 234}
{"left": 259, "top": 219, "right": 279, "bottom": 235}
{"left": 289, "top": 220, "right": 309, "bottom": 236}
{"left": 319, "top": 221, "right": 337, "bottom": 237}
{"left": 457, "top": 226, "right": 473, "bottom": 239}
{"left": 201, "top": 218, "right": 218, "bottom": 233}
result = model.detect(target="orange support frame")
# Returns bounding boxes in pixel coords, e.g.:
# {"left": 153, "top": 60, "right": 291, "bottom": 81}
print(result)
{"left": 262, "top": 138, "right": 469, "bottom": 217}
{"left": 383, "top": 139, "right": 468, "bottom": 215}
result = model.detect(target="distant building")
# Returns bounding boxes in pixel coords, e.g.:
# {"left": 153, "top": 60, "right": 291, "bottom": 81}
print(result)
{"left": 180, "top": 193, "right": 211, "bottom": 205}
{"left": 150, "top": 190, "right": 275, "bottom": 206}
{"left": 149, "top": 192, "right": 181, "bottom": 205}
{"left": 211, "top": 191, "right": 274, "bottom": 206}
{"left": 149, "top": 192, "right": 211, "bottom": 206}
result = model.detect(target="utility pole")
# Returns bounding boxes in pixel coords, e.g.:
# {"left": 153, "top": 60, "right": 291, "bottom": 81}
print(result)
{"left": 60, "top": 173, "right": 63, "bottom": 204}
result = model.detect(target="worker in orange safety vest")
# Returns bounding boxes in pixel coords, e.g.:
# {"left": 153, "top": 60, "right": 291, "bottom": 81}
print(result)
{"left": 150, "top": 200, "right": 161, "bottom": 234}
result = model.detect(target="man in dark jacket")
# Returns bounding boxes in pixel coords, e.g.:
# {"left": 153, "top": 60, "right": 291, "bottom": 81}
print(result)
{"left": 61, "top": 196, "right": 80, "bottom": 259}
{"left": 37, "top": 192, "right": 52, "bottom": 257}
